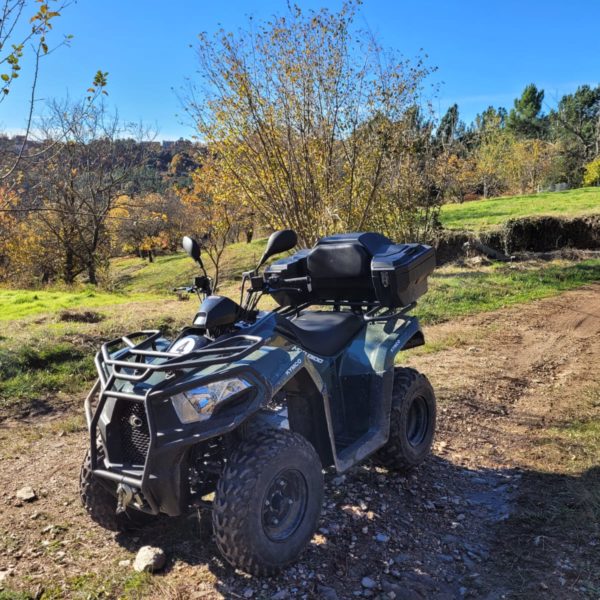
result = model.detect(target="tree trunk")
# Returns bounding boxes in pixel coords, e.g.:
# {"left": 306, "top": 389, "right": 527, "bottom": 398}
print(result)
{"left": 87, "top": 261, "right": 97, "bottom": 285}
{"left": 64, "top": 247, "right": 75, "bottom": 285}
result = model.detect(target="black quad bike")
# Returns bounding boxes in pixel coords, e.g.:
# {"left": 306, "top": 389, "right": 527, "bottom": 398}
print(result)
{"left": 80, "top": 230, "right": 437, "bottom": 575}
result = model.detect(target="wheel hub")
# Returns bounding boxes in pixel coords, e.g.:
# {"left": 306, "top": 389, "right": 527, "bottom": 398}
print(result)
{"left": 406, "top": 395, "right": 429, "bottom": 447}
{"left": 262, "top": 469, "right": 308, "bottom": 542}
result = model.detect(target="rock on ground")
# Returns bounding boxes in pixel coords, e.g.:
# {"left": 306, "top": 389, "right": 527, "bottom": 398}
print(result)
{"left": 133, "top": 546, "right": 166, "bottom": 573}
{"left": 15, "top": 486, "right": 37, "bottom": 502}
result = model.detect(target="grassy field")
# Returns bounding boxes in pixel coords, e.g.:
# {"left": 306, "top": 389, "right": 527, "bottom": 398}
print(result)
{"left": 0, "top": 288, "right": 158, "bottom": 321}
{"left": 416, "top": 258, "right": 600, "bottom": 324}
{"left": 440, "top": 186, "right": 600, "bottom": 231}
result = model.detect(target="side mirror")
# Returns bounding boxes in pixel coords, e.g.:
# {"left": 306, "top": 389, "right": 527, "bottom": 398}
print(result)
{"left": 182, "top": 236, "right": 202, "bottom": 263}
{"left": 257, "top": 229, "right": 297, "bottom": 268}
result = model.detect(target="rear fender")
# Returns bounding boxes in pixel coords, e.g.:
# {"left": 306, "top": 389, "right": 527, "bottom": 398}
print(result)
{"left": 384, "top": 316, "right": 424, "bottom": 369}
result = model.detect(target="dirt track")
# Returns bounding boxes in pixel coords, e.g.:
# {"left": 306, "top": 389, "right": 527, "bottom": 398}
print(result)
{"left": 1, "top": 284, "right": 599, "bottom": 599}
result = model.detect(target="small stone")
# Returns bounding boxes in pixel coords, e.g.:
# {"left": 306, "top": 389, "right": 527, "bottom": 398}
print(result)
{"left": 361, "top": 577, "right": 377, "bottom": 589}
{"left": 376, "top": 533, "right": 390, "bottom": 543}
{"left": 243, "top": 588, "right": 254, "bottom": 599}
{"left": 332, "top": 475, "right": 346, "bottom": 486}
{"left": 0, "top": 570, "right": 12, "bottom": 582}
{"left": 16, "top": 486, "right": 37, "bottom": 502}
{"left": 133, "top": 546, "right": 166, "bottom": 573}
{"left": 317, "top": 585, "right": 339, "bottom": 600}
{"left": 272, "top": 591, "right": 289, "bottom": 600}
{"left": 119, "top": 559, "right": 131, "bottom": 567}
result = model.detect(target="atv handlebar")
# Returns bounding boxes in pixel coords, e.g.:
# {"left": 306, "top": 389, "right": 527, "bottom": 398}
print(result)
{"left": 173, "top": 275, "right": 213, "bottom": 298}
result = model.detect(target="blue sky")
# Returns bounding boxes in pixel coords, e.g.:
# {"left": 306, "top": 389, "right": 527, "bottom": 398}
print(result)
{"left": 2, "top": 0, "right": 598, "bottom": 139}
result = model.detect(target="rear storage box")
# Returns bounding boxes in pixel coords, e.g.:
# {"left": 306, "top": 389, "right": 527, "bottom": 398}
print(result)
{"left": 371, "top": 243, "right": 436, "bottom": 307}
{"left": 266, "top": 233, "right": 435, "bottom": 308}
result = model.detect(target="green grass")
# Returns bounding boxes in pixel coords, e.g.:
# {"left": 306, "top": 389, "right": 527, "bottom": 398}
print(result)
{"left": 0, "top": 592, "right": 31, "bottom": 600}
{"left": 0, "top": 288, "right": 157, "bottom": 321}
{"left": 37, "top": 571, "right": 152, "bottom": 600}
{"left": 440, "top": 186, "right": 600, "bottom": 231}
{"left": 0, "top": 342, "right": 95, "bottom": 411}
{"left": 415, "top": 258, "right": 600, "bottom": 324}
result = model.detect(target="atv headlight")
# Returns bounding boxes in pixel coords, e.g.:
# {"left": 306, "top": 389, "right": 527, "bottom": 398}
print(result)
{"left": 171, "top": 378, "right": 252, "bottom": 424}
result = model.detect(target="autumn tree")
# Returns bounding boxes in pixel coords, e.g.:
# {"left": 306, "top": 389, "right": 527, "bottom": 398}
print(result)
{"left": 504, "top": 139, "right": 559, "bottom": 194}
{"left": 113, "top": 190, "right": 188, "bottom": 261}
{"left": 179, "top": 156, "right": 253, "bottom": 290}
{"left": 583, "top": 158, "right": 600, "bottom": 187}
{"left": 186, "top": 1, "right": 434, "bottom": 246}
{"left": 472, "top": 108, "right": 513, "bottom": 197}
{"left": 18, "top": 98, "right": 152, "bottom": 284}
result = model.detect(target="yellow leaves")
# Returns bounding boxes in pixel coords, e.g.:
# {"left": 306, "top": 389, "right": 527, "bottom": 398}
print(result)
{"left": 583, "top": 158, "right": 600, "bottom": 187}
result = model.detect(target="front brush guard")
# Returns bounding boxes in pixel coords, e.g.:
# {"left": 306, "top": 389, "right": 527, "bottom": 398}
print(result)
{"left": 85, "top": 330, "right": 264, "bottom": 514}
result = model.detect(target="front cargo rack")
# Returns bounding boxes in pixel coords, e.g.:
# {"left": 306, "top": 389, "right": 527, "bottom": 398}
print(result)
{"left": 94, "top": 329, "right": 263, "bottom": 389}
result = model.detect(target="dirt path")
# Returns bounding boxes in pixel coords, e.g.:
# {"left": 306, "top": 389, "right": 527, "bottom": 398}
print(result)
{"left": 1, "top": 284, "right": 599, "bottom": 599}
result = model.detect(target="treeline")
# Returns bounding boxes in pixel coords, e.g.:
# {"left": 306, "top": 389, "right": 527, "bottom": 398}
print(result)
{"left": 432, "top": 83, "right": 600, "bottom": 200}
{"left": 1, "top": 2, "right": 599, "bottom": 290}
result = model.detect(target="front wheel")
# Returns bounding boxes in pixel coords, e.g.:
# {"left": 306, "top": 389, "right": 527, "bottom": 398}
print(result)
{"left": 79, "top": 448, "right": 156, "bottom": 531}
{"left": 212, "top": 429, "right": 323, "bottom": 576}
{"left": 375, "top": 367, "right": 436, "bottom": 472}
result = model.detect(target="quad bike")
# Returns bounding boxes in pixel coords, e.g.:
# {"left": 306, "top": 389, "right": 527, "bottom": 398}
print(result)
{"left": 80, "top": 230, "right": 437, "bottom": 575}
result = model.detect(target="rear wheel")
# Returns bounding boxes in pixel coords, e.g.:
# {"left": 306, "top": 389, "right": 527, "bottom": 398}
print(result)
{"left": 375, "top": 367, "right": 436, "bottom": 472}
{"left": 212, "top": 429, "right": 323, "bottom": 576}
{"left": 79, "top": 448, "right": 156, "bottom": 531}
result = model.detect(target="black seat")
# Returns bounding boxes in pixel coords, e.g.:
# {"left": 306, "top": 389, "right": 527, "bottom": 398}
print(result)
{"left": 275, "top": 311, "right": 364, "bottom": 356}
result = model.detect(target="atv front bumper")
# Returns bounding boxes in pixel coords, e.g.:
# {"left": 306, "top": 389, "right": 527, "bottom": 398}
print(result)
{"left": 84, "top": 330, "right": 267, "bottom": 516}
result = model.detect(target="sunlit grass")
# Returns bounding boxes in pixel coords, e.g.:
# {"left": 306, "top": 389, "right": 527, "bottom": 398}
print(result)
{"left": 440, "top": 186, "right": 600, "bottom": 231}
{"left": 416, "top": 258, "right": 600, "bottom": 324}
{"left": 0, "top": 288, "right": 158, "bottom": 321}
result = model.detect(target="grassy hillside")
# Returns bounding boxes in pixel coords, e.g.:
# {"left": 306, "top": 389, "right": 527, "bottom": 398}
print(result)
{"left": 0, "top": 288, "right": 157, "bottom": 321}
{"left": 110, "top": 237, "right": 268, "bottom": 295}
{"left": 440, "top": 186, "right": 600, "bottom": 231}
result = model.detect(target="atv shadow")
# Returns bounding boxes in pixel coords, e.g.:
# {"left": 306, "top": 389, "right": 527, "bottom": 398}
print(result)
{"left": 113, "top": 459, "right": 600, "bottom": 599}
